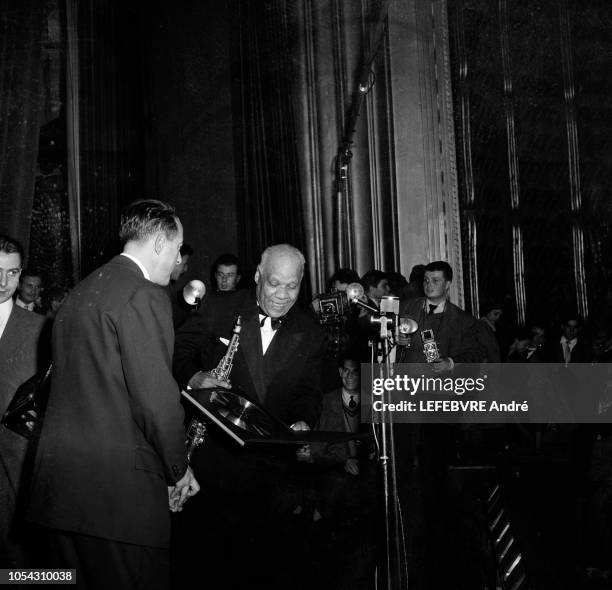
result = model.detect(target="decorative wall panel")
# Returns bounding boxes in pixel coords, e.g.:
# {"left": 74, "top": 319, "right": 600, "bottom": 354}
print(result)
{"left": 449, "top": 0, "right": 611, "bottom": 326}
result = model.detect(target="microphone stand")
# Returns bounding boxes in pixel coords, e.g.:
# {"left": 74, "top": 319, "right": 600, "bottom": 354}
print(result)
{"left": 350, "top": 291, "right": 408, "bottom": 589}
{"left": 370, "top": 310, "right": 407, "bottom": 589}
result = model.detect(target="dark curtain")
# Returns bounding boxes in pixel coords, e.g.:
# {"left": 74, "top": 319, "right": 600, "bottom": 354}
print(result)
{"left": 0, "top": 0, "right": 46, "bottom": 253}
{"left": 68, "top": 0, "right": 146, "bottom": 279}
{"left": 449, "top": 0, "right": 612, "bottom": 326}
{"left": 231, "top": 0, "right": 308, "bottom": 291}
{"left": 232, "top": 0, "right": 399, "bottom": 296}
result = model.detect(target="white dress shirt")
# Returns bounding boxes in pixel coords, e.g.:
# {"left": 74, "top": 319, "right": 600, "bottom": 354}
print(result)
{"left": 120, "top": 252, "right": 151, "bottom": 281}
{"left": 341, "top": 387, "right": 360, "bottom": 408}
{"left": 259, "top": 315, "right": 278, "bottom": 354}
{"left": 0, "top": 297, "right": 14, "bottom": 339}
{"left": 560, "top": 335, "right": 577, "bottom": 364}
{"left": 15, "top": 297, "right": 34, "bottom": 312}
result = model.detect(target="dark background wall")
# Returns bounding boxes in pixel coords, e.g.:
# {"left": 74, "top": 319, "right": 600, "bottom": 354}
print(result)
{"left": 449, "top": 0, "right": 612, "bottom": 328}
{"left": 4, "top": 0, "right": 612, "bottom": 328}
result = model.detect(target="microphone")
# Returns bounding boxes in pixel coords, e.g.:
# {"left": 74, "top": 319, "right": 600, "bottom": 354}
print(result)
{"left": 182, "top": 280, "right": 206, "bottom": 307}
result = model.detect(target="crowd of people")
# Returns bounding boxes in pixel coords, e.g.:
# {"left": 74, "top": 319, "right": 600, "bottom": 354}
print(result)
{"left": 1, "top": 198, "right": 612, "bottom": 589}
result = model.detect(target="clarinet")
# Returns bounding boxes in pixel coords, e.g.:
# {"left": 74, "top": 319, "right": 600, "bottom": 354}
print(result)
{"left": 185, "top": 315, "right": 242, "bottom": 462}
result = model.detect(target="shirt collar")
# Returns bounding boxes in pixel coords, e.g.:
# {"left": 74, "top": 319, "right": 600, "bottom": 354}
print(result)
{"left": 120, "top": 252, "right": 151, "bottom": 281}
{"left": 342, "top": 388, "right": 359, "bottom": 406}
{"left": 0, "top": 297, "right": 13, "bottom": 337}
{"left": 424, "top": 299, "right": 446, "bottom": 314}
{"left": 15, "top": 297, "right": 34, "bottom": 311}
{"left": 0, "top": 296, "right": 14, "bottom": 316}
{"left": 560, "top": 335, "right": 577, "bottom": 346}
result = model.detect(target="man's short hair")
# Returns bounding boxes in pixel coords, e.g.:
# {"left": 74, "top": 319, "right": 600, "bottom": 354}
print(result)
{"left": 513, "top": 327, "right": 533, "bottom": 342}
{"left": 213, "top": 253, "right": 241, "bottom": 274}
{"left": 560, "top": 310, "right": 583, "bottom": 327}
{"left": 425, "top": 261, "right": 453, "bottom": 281}
{"left": 19, "top": 268, "right": 43, "bottom": 283}
{"left": 259, "top": 244, "right": 305, "bottom": 274}
{"left": 409, "top": 264, "right": 426, "bottom": 283}
{"left": 481, "top": 300, "right": 503, "bottom": 315}
{"left": 119, "top": 200, "right": 179, "bottom": 246}
{"left": 0, "top": 234, "right": 24, "bottom": 263}
{"left": 337, "top": 355, "right": 359, "bottom": 368}
{"left": 361, "top": 269, "right": 387, "bottom": 289}
{"left": 330, "top": 268, "right": 360, "bottom": 286}
{"left": 386, "top": 271, "right": 408, "bottom": 291}
{"left": 180, "top": 243, "right": 194, "bottom": 258}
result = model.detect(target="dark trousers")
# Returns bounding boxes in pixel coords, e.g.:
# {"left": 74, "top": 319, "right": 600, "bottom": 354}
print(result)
{"left": 40, "top": 528, "right": 170, "bottom": 590}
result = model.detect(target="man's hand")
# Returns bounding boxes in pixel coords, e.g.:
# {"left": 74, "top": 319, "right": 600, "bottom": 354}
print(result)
{"left": 187, "top": 370, "right": 231, "bottom": 390}
{"left": 396, "top": 332, "right": 412, "bottom": 347}
{"left": 344, "top": 458, "right": 360, "bottom": 476}
{"left": 290, "top": 421, "right": 310, "bottom": 432}
{"left": 432, "top": 358, "right": 453, "bottom": 373}
{"left": 168, "top": 466, "right": 200, "bottom": 512}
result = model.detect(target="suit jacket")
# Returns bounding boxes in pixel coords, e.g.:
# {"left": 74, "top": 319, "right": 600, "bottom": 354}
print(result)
{"left": 174, "top": 289, "right": 326, "bottom": 429}
{"left": 0, "top": 306, "right": 47, "bottom": 536}
{"left": 310, "top": 389, "right": 360, "bottom": 466}
{"left": 398, "top": 297, "right": 482, "bottom": 363}
{"left": 476, "top": 318, "right": 501, "bottom": 363}
{"left": 28, "top": 255, "right": 187, "bottom": 548}
{"left": 545, "top": 338, "right": 592, "bottom": 364}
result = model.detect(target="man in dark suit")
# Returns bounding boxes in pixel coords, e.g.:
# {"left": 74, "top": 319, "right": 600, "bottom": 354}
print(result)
{"left": 398, "top": 260, "right": 481, "bottom": 367}
{"left": 27, "top": 200, "right": 199, "bottom": 590}
{"left": 174, "top": 243, "right": 325, "bottom": 431}
{"left": 172, "top": 243, "right": 326, "bottom": 588}
{"left": 297, "top": 357, "right": 375, "bottom": 517}
{"left": 0, "top": 235, "right": 48, "bottom": 567}
{"left": 396, "top": 260, "right": 482, "bottom": 588}
{"left": 14, "top": 268, "right": 43, "bottom": 314}
{"left": 545, "top": 313, "right": 592, "bottom": 364}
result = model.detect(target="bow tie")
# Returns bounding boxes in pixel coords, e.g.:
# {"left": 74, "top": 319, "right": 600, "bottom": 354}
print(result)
{"left": 258, "top": 307, "right": 284, "bottom": 330}
{"left": 428, "top": 304, "right": 438, "bottom": 315}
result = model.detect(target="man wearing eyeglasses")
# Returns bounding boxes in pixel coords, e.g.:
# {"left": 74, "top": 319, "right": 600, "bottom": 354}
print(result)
{"left": 0, "top": 235, "right": 47, "bottom": 567}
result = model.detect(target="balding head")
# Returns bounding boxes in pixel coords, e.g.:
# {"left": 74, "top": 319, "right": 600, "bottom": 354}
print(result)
{"left": 255, "top": 244, "right": 305, "bottom": 318}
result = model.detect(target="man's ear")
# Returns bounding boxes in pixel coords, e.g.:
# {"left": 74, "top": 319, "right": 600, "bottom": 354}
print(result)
{"left": 154, "top": 233, "right": 166, "bottom": 255}
{"left": 254, "top": 267, "right": 260, "bottom": 285}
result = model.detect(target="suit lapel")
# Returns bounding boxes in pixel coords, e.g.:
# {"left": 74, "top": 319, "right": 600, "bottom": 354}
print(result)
{"left": 0, "top": 306, "right": 24, "bottom": 360}
{"left": 239, "top": 312, "right": 267, "bottom": 403}
{"left": 263, "top": 319, "right": 304, "bottom": 385}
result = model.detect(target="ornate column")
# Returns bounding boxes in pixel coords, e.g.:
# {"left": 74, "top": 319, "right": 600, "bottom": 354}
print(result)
{"left": 388, "top": 0, "right": 464, "bottom": 305}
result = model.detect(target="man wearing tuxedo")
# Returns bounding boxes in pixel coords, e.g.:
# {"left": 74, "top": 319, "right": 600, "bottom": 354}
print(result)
{"left": 28, "top": 200, "right": 199, "bottom": 590}
{"left": 0, "top": 235, "right": 47, "bottom": 567}
{"left": 172, "top": 243, "right": 326, "bottom": 588}
{"left": 174, "top": 243, "right": 325, "bottom": 431}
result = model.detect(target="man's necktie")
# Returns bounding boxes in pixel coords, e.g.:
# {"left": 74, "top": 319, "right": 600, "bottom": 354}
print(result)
{"left": 563, "top": 341, "right": 571, "bottom": 364}
{"left": 428, "top": 304, "right": 437, "bottom": 315}
{"left": 349, "top": 395, "right": 356, "bottom": 409}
